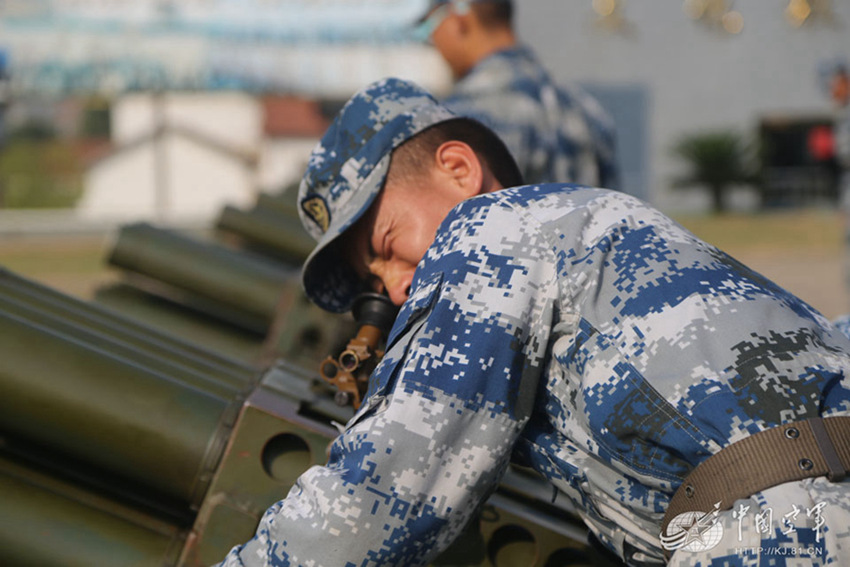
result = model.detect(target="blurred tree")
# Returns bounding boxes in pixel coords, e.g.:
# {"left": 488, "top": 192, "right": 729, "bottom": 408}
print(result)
{"left": 0, "top": 139, "right": 84, "bottom": 208}
{"left": 8, "top": 121, "right": 56, "bottom": 142}
{"left": 81, "top": 96, "right": 111, "bottom": 138}
{"left": 671, "top": 130, "right": 757, "bottom": 213}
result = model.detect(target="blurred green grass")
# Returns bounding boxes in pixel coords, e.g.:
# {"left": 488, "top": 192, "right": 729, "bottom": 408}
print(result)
{"left": 0, "top": 140, "right": 86, "bottom": 209}
{"left": 0, "top": 236, "right": 108, "bottom": 274}
{"left": 0, "top": 234, "right": 116, "bottom": 299}
{"left": 673, "top": 209, "right": 843, "bottom": 255}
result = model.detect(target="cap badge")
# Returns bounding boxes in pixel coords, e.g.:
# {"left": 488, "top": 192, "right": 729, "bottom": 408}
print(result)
{"left": 302, "top": 196, "right": 331, "bottom": 233}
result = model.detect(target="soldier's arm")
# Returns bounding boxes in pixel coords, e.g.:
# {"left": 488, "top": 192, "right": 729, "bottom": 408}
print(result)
{"left": 216, "top": 197, "right": 555, "bottom": 567}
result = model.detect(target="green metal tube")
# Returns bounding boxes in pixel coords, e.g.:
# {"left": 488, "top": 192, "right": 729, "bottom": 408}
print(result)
{"left": 255, "top": 192, "right": 301, "bottom": 219}
{"left": 93, "top": 282, "right": 267, "bottom": 366}
{"left": 0, "top": 297, "right": 245, "bottom": 400}
{"left": 0, "top": 273, "right": 255, "bottom": 398}
{"left": 0, "top": 268, "right": 256, "bottom": 382}
{"left": 108, "top": 223, "right": 294, "bottom": 329}
{"left": 216, "top": 205, "right": 315, "bottom": 264}
{"left": 0, "top": 309, "right": 239, "bottom": 505}
{"left": 0, "top": 457, "right": 185, "bottom": 567}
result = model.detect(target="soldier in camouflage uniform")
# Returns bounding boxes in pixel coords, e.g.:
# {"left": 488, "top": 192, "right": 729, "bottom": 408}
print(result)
{"left": 414, "top": 0, "right": 618, "bottom": 188}
{"left": 216, "top": 78, "right": 850, "bottom": 567}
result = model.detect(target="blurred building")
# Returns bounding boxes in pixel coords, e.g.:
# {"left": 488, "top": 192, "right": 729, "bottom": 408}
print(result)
{"left": 78, "top": 92, "right": 329, "bottom": 223}
{"left": 0, "top": 0, "right": 450, "bottom": 97}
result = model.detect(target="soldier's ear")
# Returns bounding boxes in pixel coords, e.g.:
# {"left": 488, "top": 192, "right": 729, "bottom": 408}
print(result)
{"left": 433, "top": 141, "right": 482, "bottom": 198}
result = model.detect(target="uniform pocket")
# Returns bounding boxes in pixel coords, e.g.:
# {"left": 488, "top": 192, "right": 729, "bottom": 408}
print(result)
{"left": 385, "top": 271, "right": 443, "bottom": 349}
{"left": 348, "top": 272, "right": 444, "bottom": 427}
{"left": 572, "top": 320, "right": 711, "bottom": 482}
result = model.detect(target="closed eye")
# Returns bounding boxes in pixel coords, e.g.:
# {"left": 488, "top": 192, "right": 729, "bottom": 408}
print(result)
{"left": 372, "top": 224, "right": 391, "bottom": 262}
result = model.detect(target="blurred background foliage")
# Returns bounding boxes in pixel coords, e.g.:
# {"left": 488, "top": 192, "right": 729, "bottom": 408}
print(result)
{"left": 671, "top": 130, "right": 759, "bottom": 213}
{"left": 0, "top": 134, "right": 85, "bottom": 209}
{"left": 0, "top": 97, "right": 109, "bottom": 208}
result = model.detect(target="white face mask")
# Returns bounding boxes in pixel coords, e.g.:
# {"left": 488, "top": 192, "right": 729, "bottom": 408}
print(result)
{"left": 412, "top": 1, "right": 471, "bottom": 43}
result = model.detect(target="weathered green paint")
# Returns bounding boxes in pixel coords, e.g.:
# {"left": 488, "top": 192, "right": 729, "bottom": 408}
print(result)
{"left": 0, "top": 293, "right": 251, "bottom": 400}
{"left": 108, "top": 223, "right": 296, "bottom": 331}
{"left": 0, "top": 268, "right": 254, "bottom": 383}
{"left": 0, "top": 457, "right": 186, "bottom": 567}
{"left": 94, "top": 282, "right": 267, "bottom": 366}
{"left": 0, "top": 309, "right": 240, "bottom": 505}
{"left": 216, "top": 205, "right": 315, "bottom": 264}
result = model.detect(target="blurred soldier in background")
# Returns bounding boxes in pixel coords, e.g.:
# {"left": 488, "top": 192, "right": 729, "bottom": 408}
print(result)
{"left": 414, "top": 0, "right": 618, "bottom": 188}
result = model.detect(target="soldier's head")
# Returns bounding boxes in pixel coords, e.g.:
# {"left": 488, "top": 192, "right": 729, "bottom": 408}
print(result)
{"left": 298, "top": 77, "right": 520, "bottom": 312}
{"left": 415, "top": 0, "right": 515, "bottom": 79}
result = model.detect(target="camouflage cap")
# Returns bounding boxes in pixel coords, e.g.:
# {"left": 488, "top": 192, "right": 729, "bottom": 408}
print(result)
{"left": 298, "top": 77, "right": 457, "bottom": 313}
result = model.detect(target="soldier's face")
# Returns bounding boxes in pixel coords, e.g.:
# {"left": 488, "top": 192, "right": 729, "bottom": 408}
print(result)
{"left": 344, "top": 140, "right": 490, "bottom": 306}
{"left": 429, "top": 8, "right": 474, "bottom": 78}
{"left": 345, "top": 166, "right": 462, "bottom": 306}
{"left": 833, "top": 72, "right": 849, "bottom": 106}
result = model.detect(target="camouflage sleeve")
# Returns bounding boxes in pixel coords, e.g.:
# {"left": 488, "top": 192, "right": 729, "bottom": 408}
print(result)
{"left": 216, "top": 196, "right": 556, "bottom": 567}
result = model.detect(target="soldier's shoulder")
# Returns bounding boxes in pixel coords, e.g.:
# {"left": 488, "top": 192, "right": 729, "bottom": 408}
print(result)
{"left": 445, "top": 185, "right": 618, "bottom": 228}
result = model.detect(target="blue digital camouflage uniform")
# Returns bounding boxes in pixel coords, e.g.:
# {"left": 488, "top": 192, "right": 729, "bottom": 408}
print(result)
{"left": 443, "top": 45, "right": 618, "bottom": 188}
{"left": 217, "top": 79, "right": 850, "bottom": 567}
